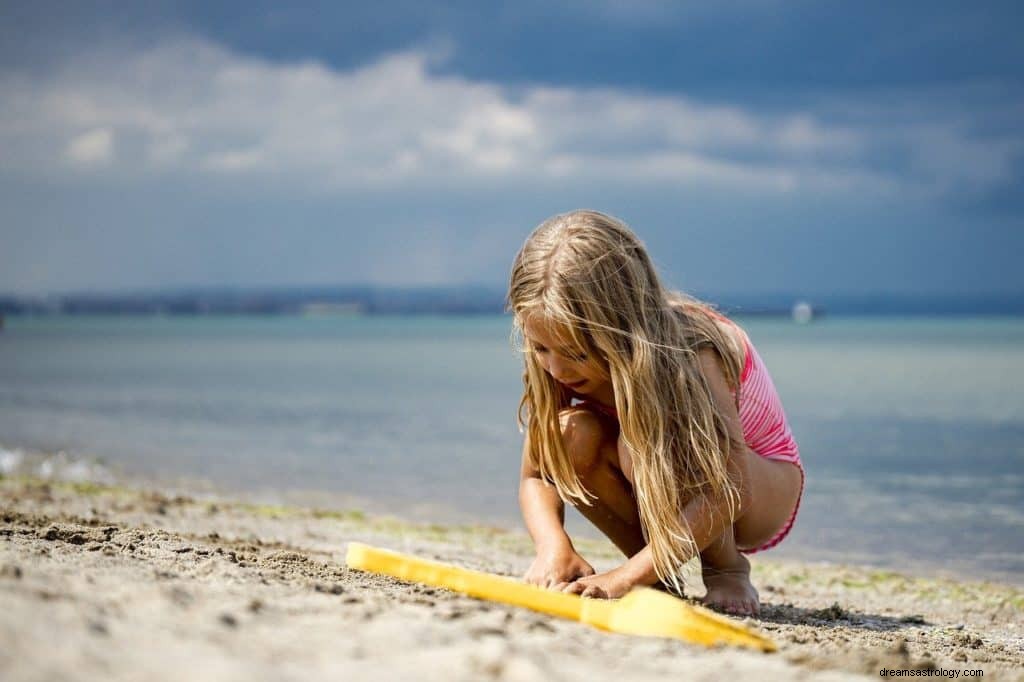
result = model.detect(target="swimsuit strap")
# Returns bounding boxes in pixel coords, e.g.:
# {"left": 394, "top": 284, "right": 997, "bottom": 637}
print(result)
{"left": 575, "top": 398, "right": 618, "bottom": 420}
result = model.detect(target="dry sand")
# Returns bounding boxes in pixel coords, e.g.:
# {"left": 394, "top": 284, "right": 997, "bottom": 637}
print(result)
{"left": 1, "top": 475, "right": 1021, "bottom": 681}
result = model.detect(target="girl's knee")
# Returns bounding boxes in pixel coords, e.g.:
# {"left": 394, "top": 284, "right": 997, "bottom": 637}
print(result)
{"left": 558, "top": 407, "right": 607, "bottom": 476}
{"left": 615, "top": 433, "right": 634, "bottom": 485}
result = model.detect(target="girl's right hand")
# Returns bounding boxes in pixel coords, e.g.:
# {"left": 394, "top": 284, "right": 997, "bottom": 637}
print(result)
{"left": 523, "top": 545, "right": 596, "bottom": 589}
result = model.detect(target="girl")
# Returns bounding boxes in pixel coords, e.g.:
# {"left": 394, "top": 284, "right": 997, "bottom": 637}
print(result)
{"left": 508, "top": 210, "right": 804, "bottom": 617}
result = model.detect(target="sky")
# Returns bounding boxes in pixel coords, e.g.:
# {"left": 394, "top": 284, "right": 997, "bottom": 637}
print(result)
{"left": 1, "top": 1, "right": 1022, "bottom": 298}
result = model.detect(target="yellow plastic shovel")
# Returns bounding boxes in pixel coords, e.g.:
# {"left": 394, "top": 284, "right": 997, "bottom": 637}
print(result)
{"left": 345, "top": 542, "right": 775, "bottom": 652}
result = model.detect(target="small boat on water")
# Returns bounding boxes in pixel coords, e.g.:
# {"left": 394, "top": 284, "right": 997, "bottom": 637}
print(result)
{"left": 791, "top": 301, "right": 815, "bottom": 324}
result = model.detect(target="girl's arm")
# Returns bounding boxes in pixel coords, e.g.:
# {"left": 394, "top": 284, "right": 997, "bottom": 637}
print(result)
{"left": 520, "top": 436, "right": 598, "bottom": 587}
{"left": 518, "top": 436, "right": 572, "bottom": 551}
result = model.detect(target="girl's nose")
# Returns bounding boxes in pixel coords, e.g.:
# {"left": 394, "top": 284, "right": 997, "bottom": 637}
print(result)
{"left": 547, "top": 356, "right": 572, "bottom": 381}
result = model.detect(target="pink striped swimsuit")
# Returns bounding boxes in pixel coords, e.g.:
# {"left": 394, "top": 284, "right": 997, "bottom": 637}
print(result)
{"left": 577, "top": 313, "right": 804, "bottom": 554}
{"left": 727, "top": 319, "right": 804, "bottom": 553}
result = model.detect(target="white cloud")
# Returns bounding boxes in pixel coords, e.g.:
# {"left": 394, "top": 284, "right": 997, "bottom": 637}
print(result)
{"left": 203, "top": 147, "right": 265, "bottom": 173}
{"left": 0, "top": 36, "right": 1018, "bottom": 199}
{"left": 64, "top": 127, "right": 114, "bottom": 165}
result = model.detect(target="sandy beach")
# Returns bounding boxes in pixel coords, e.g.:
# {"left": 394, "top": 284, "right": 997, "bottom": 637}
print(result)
{"left": 1, "top": 475, "right": 1021, "bottom": 681}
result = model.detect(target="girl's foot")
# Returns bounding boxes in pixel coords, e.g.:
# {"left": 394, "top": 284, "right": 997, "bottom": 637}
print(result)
{"left": 701, "top": 553, "right": 760, "bottom": 617}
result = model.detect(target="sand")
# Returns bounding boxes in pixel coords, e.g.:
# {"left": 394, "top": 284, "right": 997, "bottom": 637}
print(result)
{"left": 1, "top": 475, "right": 1022, "bottom": 681}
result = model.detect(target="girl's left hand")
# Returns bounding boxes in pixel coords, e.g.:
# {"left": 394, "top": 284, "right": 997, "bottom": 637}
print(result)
{"left": 557, "top": 567, "right": 634, "bottom": 600}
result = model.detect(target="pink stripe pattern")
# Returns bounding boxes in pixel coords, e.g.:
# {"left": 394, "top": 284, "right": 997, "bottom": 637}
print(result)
{"left": 732, "top": 326, "right": 804, "bottom": 553}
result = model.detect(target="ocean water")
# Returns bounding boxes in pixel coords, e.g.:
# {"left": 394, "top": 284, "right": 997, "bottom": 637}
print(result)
{"left": 1, "top": 314, "right": 1022, "bottom": 585}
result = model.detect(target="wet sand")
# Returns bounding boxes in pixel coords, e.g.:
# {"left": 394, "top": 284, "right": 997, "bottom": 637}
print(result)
{"left": 1, "top": 476, "right": 1022, "bottom": 681}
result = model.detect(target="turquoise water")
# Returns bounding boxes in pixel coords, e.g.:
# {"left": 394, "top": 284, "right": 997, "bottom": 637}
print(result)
{"left": 1, "top": 314, "right": 1022, "bottom": 584}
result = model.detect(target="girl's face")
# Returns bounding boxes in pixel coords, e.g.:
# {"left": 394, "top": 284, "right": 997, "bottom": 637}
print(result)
{"left": 522, "top": 314, "right": 611, "bottom": 397}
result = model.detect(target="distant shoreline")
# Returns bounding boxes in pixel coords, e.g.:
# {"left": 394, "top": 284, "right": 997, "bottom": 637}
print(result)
{"left": 2, "top": 287, "right": 1023, "bottom": 318}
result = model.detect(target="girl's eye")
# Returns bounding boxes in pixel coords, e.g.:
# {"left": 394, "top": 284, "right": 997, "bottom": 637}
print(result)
{"left": 531, "top": 344, "right": 585, "bottom": 362}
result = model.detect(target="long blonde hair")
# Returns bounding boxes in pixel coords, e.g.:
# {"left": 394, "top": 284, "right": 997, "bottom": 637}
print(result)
{"left": 507, "top": 210, "right": 746, "bottom": 594}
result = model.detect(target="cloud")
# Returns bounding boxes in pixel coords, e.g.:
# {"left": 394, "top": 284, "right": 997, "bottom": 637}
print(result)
{"left": 0, "top": 35, "right": 1019, "bottom": 200}
{"left": 64, "top": 127, "right": 114, "bottom": 165}
{"left": 203, "top": 147, "right": 265, "bottom": 173}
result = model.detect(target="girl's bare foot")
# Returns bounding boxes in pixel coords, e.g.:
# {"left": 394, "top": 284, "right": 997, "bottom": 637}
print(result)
{"left": 701, "top": 552, "right": 760, "bottom": 617}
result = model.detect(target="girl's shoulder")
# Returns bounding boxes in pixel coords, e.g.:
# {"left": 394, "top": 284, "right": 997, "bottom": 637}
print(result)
{"left": 669, "top": 301, "right": 748, "bottom": 362}
{"left": 714, "top": 313, "right": 750, "bottom": 361}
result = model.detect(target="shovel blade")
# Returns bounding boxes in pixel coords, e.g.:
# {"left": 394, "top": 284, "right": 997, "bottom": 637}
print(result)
{"left": 587, "top": 588, "right": 776, "bottom": 652}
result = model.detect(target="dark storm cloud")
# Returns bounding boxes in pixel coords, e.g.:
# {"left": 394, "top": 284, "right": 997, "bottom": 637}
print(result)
{"left": 0, "top": 1, "right": 1020, "bottom": 296}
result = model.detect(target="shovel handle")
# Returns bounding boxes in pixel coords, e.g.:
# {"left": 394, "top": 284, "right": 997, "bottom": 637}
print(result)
{"left": 346, "top": 542, "right": 584, "bottom": 620}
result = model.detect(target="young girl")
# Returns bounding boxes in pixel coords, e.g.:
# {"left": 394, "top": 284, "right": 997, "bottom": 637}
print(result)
{"left": 509, "top": 210, "right": 804, "bottom": 617}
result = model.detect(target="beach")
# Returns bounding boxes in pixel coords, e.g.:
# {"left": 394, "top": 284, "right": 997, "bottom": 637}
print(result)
{"left": 2, "top": 475, "right": 1021, "bottom": 681}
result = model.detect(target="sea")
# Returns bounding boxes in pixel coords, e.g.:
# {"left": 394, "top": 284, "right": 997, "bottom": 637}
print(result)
{"left": 1, "top": 314, "right": 1022, "bottom": 585}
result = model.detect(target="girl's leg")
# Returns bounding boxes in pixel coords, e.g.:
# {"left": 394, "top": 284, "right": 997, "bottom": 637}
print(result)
{"left": 560, "top": 407, "right": 802, "bottom": 614}
{"left": 731, "top": 450, "right": 803, "bottom": 552}
{"left": 558, "top": 408, "right": 647, "bottom": 559}
{"left": 616, "top": 430, "right": 802, "bottom": 616}
{"left": 698, "top": 526, "right": 758, "bottom": 616}
{"left": 700, "top": 450, "right": 803, "bottom": 616}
